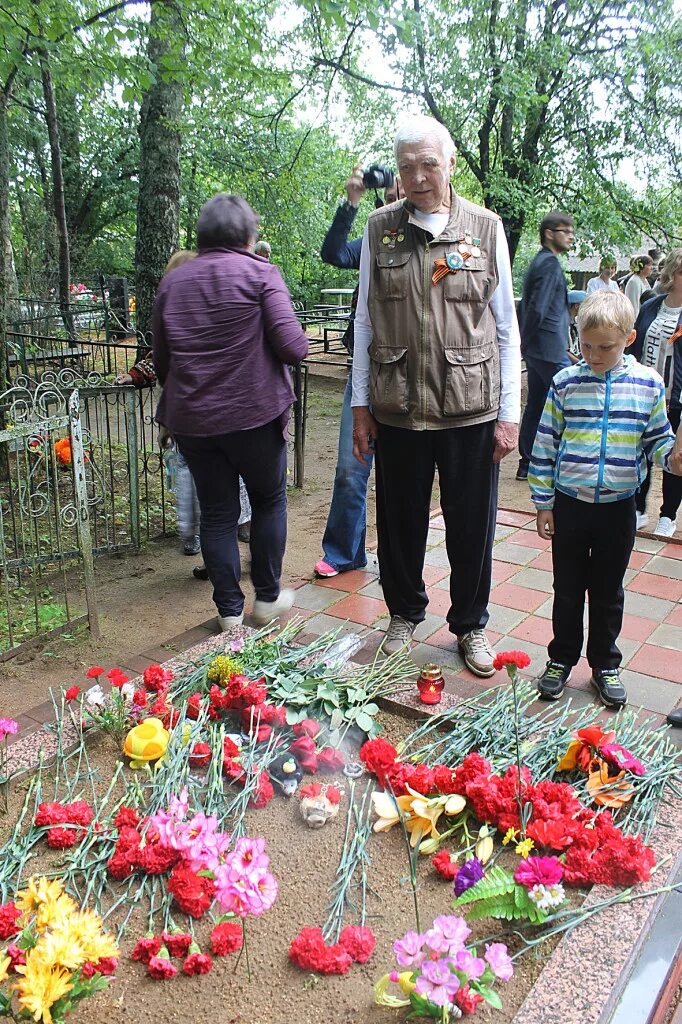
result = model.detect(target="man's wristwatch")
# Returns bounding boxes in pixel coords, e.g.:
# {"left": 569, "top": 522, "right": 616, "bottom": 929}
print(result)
{"left": 340, "top": 199, "right": 358, "bottom": 213}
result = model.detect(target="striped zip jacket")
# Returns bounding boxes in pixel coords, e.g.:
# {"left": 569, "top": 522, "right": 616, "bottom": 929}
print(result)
{"left": 529, "top": 355, "right": 676, "bottom": 509}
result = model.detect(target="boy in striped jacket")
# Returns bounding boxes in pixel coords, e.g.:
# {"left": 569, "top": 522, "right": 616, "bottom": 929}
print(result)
{"left": 529, "top": 290, "right": 682, "bottom": 708}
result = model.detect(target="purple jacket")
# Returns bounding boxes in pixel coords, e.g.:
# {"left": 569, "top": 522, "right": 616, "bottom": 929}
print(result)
{"left": 152, "top": 248, "right": 308, "bottom": 436}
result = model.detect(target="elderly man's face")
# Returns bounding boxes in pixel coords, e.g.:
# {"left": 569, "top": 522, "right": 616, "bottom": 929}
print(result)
{"left": 396, "top": 137, "right": 455, "bottom": 214}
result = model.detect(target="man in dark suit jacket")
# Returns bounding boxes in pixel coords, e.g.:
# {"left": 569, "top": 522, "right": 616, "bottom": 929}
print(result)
{"left": 517, "top": 211, "right": 575, "bottom": 479}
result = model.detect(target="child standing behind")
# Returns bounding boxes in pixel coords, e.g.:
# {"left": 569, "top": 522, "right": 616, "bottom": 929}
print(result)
{"left": 529, "top": 290, "right": 682, "bottom": 708}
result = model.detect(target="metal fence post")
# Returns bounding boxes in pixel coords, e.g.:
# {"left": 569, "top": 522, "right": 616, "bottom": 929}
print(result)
{"left": 68, "top": 390, "right": 100, "bottom": 640}
{"left": 124, "top": 385, "right": 141, "bottom": 549}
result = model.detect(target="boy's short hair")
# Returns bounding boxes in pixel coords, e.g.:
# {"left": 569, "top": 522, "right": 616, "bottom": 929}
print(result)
{"left": 577, "top": 290, "right": 635, "bottom": 338}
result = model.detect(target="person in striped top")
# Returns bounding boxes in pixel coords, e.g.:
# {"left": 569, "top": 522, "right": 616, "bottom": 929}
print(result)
{"left": 529, "top": 290, "right": 682, "bottom": 708}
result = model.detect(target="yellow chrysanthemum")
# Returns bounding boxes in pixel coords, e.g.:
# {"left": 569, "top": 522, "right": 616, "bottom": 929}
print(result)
{"left": 502, "top": 827, "right": 519, "bottom": 846}
{"left": 14, "top": 950, "right": 73, "bottom": 1024}
{"left": 39, "top": 909, "right": 118, "bottom": 970}
{"left": 515, "top": 837, "right": 535, "bottom": 858}
{"left": 16, "top": 879, "right": 77, "bottom": 931}
{"left": 0, "top": 953, "right": 11, "bottom": 984}
{"left": 206, "top": 654, "right": 243, "bottom": 686}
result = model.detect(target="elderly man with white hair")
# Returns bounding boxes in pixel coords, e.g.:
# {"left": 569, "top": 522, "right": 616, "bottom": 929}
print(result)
{"left": 351, "top": 115, "right": 521, "bottom": 675}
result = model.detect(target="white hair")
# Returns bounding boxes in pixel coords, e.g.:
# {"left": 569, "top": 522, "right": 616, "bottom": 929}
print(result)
{"left": 394, "top": 116, "right": 456, "bottom": 162}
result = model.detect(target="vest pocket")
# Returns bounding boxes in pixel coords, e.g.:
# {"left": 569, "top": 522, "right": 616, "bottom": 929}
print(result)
{"left": 375, "top": 251, "right": 412, "bottom": 300}
{"left": 369, "top": 345, "right": 409, "bottom": 415}
{"left": 442, "top": 344, "right": 496, "bottom": 416}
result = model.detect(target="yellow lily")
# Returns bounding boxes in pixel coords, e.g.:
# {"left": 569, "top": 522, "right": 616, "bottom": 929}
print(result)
{"left": 475, "top": 825, "right": 494, "bottom": 864}
{"left": 371, "top": 791, "right": 414, "bottom": 832}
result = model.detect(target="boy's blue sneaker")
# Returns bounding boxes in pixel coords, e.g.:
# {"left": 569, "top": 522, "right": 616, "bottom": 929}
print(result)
{"left": 591, "top": 668, "right": 627, "bottom": 709}
{"left": 537, "top": 661, "right": 572, "bottom": 700}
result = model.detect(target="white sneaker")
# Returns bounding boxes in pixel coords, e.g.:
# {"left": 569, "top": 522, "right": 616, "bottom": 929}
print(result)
{"left": 218, "top": 613, "right": 244, "bottom": 631}
{"left": 252, "top": 589, "right": 295, "bottom": 625}
{"left": 635, "top": 512, "right": 649, "bottom": 531}
{"left": 382, "top": 615, "right": 417, "bottom": 655}
{"left": 654, "top": 516, "right": 676, "bottom": 538}
{"left": 457, "top": 629, "right": 496, "bottom": 678}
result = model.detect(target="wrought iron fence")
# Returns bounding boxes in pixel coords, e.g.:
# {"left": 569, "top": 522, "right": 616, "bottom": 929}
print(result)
{"left": 0, "top": 384, "right": 98, "bottom": 659}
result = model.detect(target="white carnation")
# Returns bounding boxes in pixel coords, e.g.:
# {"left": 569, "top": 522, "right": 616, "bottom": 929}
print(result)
{"left": 85, "top": 684, "right": 106, "bottom": 708}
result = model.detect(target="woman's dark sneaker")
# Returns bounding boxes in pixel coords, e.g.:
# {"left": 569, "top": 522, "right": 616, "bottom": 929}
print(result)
{"left": 591, "top": 668, "right": 627, "bottom": 709}
{"left": 537, "top": 661, "right": 572, "bottom": 700}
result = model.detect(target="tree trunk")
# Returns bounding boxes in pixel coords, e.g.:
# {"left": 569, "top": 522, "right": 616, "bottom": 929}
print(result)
{"left": 39, "top": 52, "right": 76, "bottom": 344}
{"left": 184, "top": 156, "right": 197, "bottom": 249}
{"left": 0, "top": 91, "right": 10, "bottom": 393}
{"left": 134, "top": 3, "right": 184, "bottom": 354}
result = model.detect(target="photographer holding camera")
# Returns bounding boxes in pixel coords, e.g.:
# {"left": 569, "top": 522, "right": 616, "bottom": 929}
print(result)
{"left": 313, "top": 164, "right": 399, "bottom": 579}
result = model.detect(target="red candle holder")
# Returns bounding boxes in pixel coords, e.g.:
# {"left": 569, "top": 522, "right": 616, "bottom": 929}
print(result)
{"left": 417, "top": 664, "right": 445, "bottom": 705}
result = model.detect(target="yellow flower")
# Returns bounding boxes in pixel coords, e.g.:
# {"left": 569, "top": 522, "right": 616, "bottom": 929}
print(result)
{"left": 373, "top": 973, "right": 411, "bottom": 1008}
{"left": 16, "top": 878, "right": 77, "bottom": 931}
{"left": 371, "top": 791, "right": 414, "bottom": 833}
{"left": 40, "top": 909, "right": 118, "bottom": 971}
{"left": 14, "top": 950, "right": 73, "bottom": 1024}
{"left": 475, "top": 825, "right": 494, "bottom": 864}
{"left": 502, "top": 827, "right": 519, "bottom": 846}
{"left": 515, "top": 837, "right": 535, "bottom": 858}
{"left": 444, "top": 794, "right": 466, "bottom": 816}
{"left": 206, "top": 655, "right": 242, "bottom": 686}
{"left": 0, "top": 953, "right": 11, "bottom": 984}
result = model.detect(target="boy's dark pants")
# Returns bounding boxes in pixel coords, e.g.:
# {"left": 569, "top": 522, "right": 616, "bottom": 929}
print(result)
{"left": 548, "top": 492, "right": 636, "bottom": 669}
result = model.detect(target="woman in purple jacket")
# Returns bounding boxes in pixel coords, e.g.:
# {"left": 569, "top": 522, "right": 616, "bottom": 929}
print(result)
{"left": 152, "top": 194, "right": 308, "bottom": 630}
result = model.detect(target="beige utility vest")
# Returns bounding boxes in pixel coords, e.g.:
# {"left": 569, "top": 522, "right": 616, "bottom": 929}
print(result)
{"left": 366, "top": 190, "right": 501, "bottom": 430}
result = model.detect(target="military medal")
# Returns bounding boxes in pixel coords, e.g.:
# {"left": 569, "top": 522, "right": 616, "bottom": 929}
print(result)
{"left": 382, "top": 228, "right": 404, "bottom": 249}
{"left": 432, "top": 250, "right": 470, "bottom": 285}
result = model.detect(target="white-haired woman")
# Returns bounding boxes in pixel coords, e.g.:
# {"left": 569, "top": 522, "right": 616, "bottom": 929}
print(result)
{"left": 633, "top": 248, "right": 682, "bottom": 536}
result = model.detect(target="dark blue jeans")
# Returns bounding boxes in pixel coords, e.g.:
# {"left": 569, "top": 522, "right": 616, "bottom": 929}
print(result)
{"left": 519, "top": 355, "right": 571, "bottom": 463}
{"left": 176, "top": 419, "right": 287, "bottom": 617}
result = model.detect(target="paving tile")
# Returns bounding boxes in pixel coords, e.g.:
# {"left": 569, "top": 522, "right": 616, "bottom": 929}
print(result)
{"left": 497, "top": 509, "right": 535, "bottom": 527}
{"left": 628, "top": 643, "right": 682, "bottom": 683}
{"left": 491, "top": 560, "right": 520, "bottom": 583}
{"left": 166, "top": 624, "right": 214, "bottom": 650}
{"left": 528, "top": 550, "right": 554, "bottom": 572}
{"left": 118, "top": 653, "right": 157, "bottom": 674}
{"left": 486, "top": 603, "right": 528, "bottom": 634}
{"left": 433, "top": 574, "right": 452, "bottom": 591}
{"left": 619, "top": 669, "right": 682, "bottom": 714}
{"left": 665, "top": 606, "right": 682, "bottom": 627}
{"left": 303, "top": 613, "right": 372, "bottom": 638}
{"left": 314, "top": 570, "right": 378, "bottom": 592}
{"left": 489, "top": 582, "right": 547, "bottom": 612}
{"left": 626, "top": 572, "right": 682, "bottom": 602}
{"left": 494, "top": 524, "right": 519, "bottom": 541}
{"left": 623, "top": 590, "right": 674, "bottom": 622}
{"left": 425, "top": 625, "right": 502, "bottom": 651}
{"left": 534, "top": 597, "right": 554, "bottom": 619}
{"left": 507, "top": 567, "right": 554, "bottom": 594}
{"left": 422, "top": 563, "right": 450, "bottom": 585}
{"left": 509, "top": 615, "right": 554, "bottom": 647}
{"left": 660, "top": 542, "right": 682, "bottom": 561}
{"left": 325, "top": 593, "right": 388, "bottom": 625}
{"left": 633, "top": 536, "right": 666, "bottom": 554}
{"left": 348, "top": 635, "right": 384, "bottom": 665}
{"left": 526, "top": 685, "right": 598, "bottom": 716}
{"left": 619, "top": 614, "right": 657, "bottom": 642}
{"left": 364, "top": 552, "right": 380, "bottom": 572}
{"left": 426, "top": 527, "right": 446, "bottom": 546}
{"left": 413, "top": 613, "right": 444, "bottom": 642}
{"left": 492, "top": 637, "right": 548, "bottom": 676}
{"left": 289, "top": 583, "right": 344, "bottom": 612}
{"left": 618, "top": 636, "right": 642, "bottom": 666}
{"left": 411, "top": 642, "right": 465, "bottom": 671}
{"left": 23, "top": 700, "right": 56, "bottom": 725}
{"left": 489, "top": 542, "right": 536, "bottom": 566}
{"left": 510, "top": 531, "right": 551, "bottom": 550}
{"left": 642, "top": 555, "right": 682, "bottom": 581}
{"left": 647, "top": 623, "right": 682, "bottom": 652}
{"left": 425, "top": 588, "right": 453, "bottom": 616}
{"left": 627, "top": 550, "right": 653, "bottom": 571}
{"left": 357, "top": 579, "right": 385, "bottom": 600}
{"left": 423, "top": 546, "right": 451, "bottom": 568}
{"left": 430, "top": 514, "right": 446, "bottom": 528}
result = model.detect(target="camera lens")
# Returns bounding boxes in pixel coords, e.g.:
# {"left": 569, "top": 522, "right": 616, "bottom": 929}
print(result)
{"left": 362, "top": 164, "right": 395, "bottom": 190}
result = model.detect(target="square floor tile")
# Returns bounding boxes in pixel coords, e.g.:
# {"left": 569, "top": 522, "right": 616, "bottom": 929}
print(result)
{"left": 628, "top": 550, "right": 653, "bottom": 571}
{"left": 497, "top": 510, "right": 535, "bottom": 527}
{"left": 427, "top": 527, "right": 447, "bottom": 546}
{"left": 412, "top": 642, "right": 465, "bottom": 671}
{"left": 424, "top": 547, "right": 451, "bottom": 568}
{"left": 665, "top": 606, "right": 682, "bottom": 627}
{"left": 534, "top": 597, "right": 554, "bottom": 619}
{"left": 528, "top": 550, "right": 554, "bottom": 572}
{"left": 430, "top": 514, "right": 446, "bottom": 528}
{"left": 304, "top": 612, "right": 373, "bottom": 638}
{"left": 292, "top": 583, "right": 346, "bottom": 612}
{"left": 642, "top": 556, "right": 682, "bottom": 581}
{"left": 507, "top": 567, "right": 554, "bottom": 594}
{"left": 426, "top": 588, "right": 453, "bottom": 616}
{"left": 314, "top": 570, "right": 378, "bottom": 592}
{"left": 492, "top": 637, "right": 547, "bottom": 676}
{"left": 486, "top": 603, "right": 528, "bottom": 634}
{"left": 492, "top": 560, "right": 522, "bottom": 583}
{"left": 495, "top": 524, "right": 519, "bottom": 541}
{"left": 626, "top": 572, "right": 682, "bottom": 602}
{"left": 510, "top": 531, "right": 551, "bottom": 550}
{"left": 660, "top": 542, "right": 682, "bottom": 561}
{"left": 647, "top": 623, "right": 682, "bottom": 652}
{"left": 413, "top": 613, "right": 444, "bottom": 642}
{"left": 619, "top": 669, "right": 682, "bottom": 714}
{"left": 509, "top": 615, "right": 554, "bottom": 647}
{"left": 422, "top": 564, "right": 450, "bottom": 585}
{"left": 489, "top": 582, "right": 547, "bottom": 613}
{"left": 490, "top": 542, "right": 536, "bottom": 566}
{"left": 325, "top": 593, "right": 388, "bottom": 625}
{"left": 358, "top": 579, "right": 385, "bottom": 600}
{"left": 627, "top": 644, "right": 682, "bottom": 683}
{"left": 623, "top": 590, "right": 674, "bottom": 622}
{"left": 633, "top": 537, "right": 666, "bottom": 554}
{"left": 619, "top": 614, "right": 657, "bottom": 642}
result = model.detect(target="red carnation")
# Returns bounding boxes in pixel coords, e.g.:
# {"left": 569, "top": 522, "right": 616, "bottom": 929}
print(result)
{"left": 251, "top": 772, "right": 275, "bottom": 809}
{"left": 107, "top": 668, "right": 129, "bottom": 687}
{"left": 338, "top": 925, "right": 375, "bottom": 963}
{"left": 131, "top": 935, "right": 162, "bottom": 963}
{"left": 133, "top": 688, "right": 148, "bottom": 709}
{"left": 47, "top": 826, "right": 81, "bottom": 848}
{"left": 288, "top": 927, "right": 352, "bottom": 975}
{"left": 210, "top": 921, "right": 243, "bottom": 956}
{"left": 359, "top": 738, "right": 398, "bottom": 787}
{"left": 325, "top": 786, "right": 342, "bottom": 805}
{"left": 182, "top": 950, "right": 213, "bottom": 975}
{"left": 455, "top": 984, "right": 484, "bottom": 1014}
{"left": 65, "top": 686, "right": 80, "bottom": 702}
{"left": 143, "top": 663, "right": 174, "bottom": 693}
{"left": 147, "top": 947, "right": 178, "bottom": 980}
{"left": 293, "top": 718, "right": 321, "bottom": 739}
{"left": 107, "top": 853, "right": 134, "bottom": 880}
{"left": 189, "top": 742, "right": 212, "bottom": 768}
{"left": 135, "top": 843, "right": 179, "bottom": 875}
{"left": 186, "top": 693, "right": 203, "bottom": 719}
{"left": 85, "top": 666, "right": 104, "bottom": 678}
{"left": 493, "top": 650, "right": 532, "bottom": 671}
{"left": 162, "top": 931, "right": 192, "bottom": 958}
{"left": 222, "top": 757, "right": 246, "bottom": 784}
{"left": 6, "top": 943, "right": 26, "bottom": 968}
{"left": 114, "top": 806, "right": 140, "bottom": 830}
{"left": 289, "top": 735, "right": 318, "bottom": 773}
{"left": 92, "top": 956, "right": 118, "bottom": 976}
{"left": 66, "top": 801, "right": 94, "bottom": 826}
{"left": 317, "top": 747, "right": 345, "bottom": 772}
{"left": 167, "top": 864, "right": 215, "bottom": 918}
{"left": 432, "top": 849, "right": 458, "bottom": 880}
{"left": 223, "top": 736, "right": 240, "bottom": 758}
{"left": 0, "top": 902, "right": 20, "bottom": 939}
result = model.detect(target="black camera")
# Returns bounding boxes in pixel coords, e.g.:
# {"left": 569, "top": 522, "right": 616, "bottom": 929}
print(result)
{"left": 362, "top": 164, "right": 395, "bottom": 190}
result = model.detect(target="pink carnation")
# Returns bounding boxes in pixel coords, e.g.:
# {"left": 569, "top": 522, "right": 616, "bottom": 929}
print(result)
{"left": 514, "top": 855, "right": 564, "bottom": 888}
